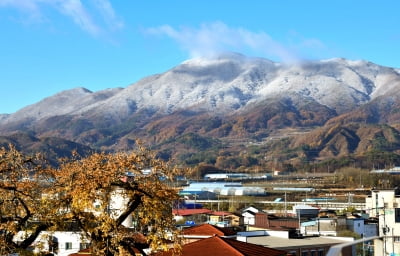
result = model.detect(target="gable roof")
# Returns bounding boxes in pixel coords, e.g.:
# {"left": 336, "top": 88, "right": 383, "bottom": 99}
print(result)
{"left": 152, "top": 236, "right": 287, "bottom": 256}
{"left": 242, "top": 206, "right": 260, "bottom": 214}
{"left": 182, "top": 223, "right": 237, "bottom": 236}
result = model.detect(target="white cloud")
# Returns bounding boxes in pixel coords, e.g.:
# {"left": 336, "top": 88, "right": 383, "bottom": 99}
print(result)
{"left": 92, "top": 0, "right": 123, "bottom": 31}
{"left": 0, "top": 0, "right": 43, "bottom": 21}
{"left": 146, "top": 21, "right": 302, "bottom": 63}
{"left": 57, "top": 0, "right": 101, "bottom": 36}
{"left": 0, "top": 0, "right": 123, "bottom": 37}
{"left": 285, "top": 30, "right": 328, "bottom": 60}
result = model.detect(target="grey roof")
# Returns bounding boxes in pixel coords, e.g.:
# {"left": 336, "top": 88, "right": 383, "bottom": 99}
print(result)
{"left": 245, "top": 235, "right": 352, "bottom": 250}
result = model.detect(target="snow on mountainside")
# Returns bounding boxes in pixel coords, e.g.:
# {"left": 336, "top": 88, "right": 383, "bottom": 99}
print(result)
{"left": 0, "top": 114, "right": 9, "bottom": 123}
{"left": 2, "top": 87, "right": 123, "bottom": 124}
{"left": 101, "top": 53, "right": 279, "bottom": 115}
{"left": 65, "top": 53, "right": 400, "bottom": 120}
{"left": 1, "top": 53, "right": 400, "bottom": 128}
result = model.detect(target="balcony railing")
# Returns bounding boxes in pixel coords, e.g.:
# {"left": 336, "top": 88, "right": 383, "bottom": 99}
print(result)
{"left": 326, "top": 236, "right": 382, "bottom": 256}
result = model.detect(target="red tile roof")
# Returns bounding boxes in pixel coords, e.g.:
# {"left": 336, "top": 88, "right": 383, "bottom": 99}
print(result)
{"left": 182, "top": 223, "right": 237, "bottom": 236}
{"left": 173, "top": 209, "right": 213, "bottom": 216}
{"left": 210, "top": 211, "right": 234, "bottom": 216}
{"left": 152, "top": 236, "right": 287, "bottom": 256}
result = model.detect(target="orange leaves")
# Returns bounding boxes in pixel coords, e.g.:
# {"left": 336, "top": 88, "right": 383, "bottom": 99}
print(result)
{"left": 1, "top": 144, "right": 182, "bottom": 255}
{"left": 0, "top": 144, "right": 53, "bottom": 254}
{"left": 52, "top": 147, "right": 181, "bottom": 254}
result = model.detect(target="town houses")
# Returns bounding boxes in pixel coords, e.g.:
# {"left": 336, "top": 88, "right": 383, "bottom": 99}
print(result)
{"left": 13, "top": 182, "right": 400, "bottom": 256}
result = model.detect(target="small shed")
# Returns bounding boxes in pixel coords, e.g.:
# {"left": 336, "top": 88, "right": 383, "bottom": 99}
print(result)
{"left": 293, "top": 205, "right": 319, "bottom": 218}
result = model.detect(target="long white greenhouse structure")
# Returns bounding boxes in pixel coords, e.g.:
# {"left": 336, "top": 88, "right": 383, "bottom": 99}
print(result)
{"left": 179, "top": 182, "right": 266, "bottom": 196}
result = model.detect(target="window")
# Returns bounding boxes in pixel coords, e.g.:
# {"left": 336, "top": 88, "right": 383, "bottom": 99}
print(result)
{"left": 318, "top": 250, "right": 324, "bottom": 256}
{"left": 65, "top": 242, "right": 73, "bottom": 250}
{"left": 80, "top": 243, "right": 90, "bottom": 250}
{"left": 301, "top": 251, "right": 308, "bottom": 256}
{"left": 394, "top": 236, "right": 400, "bottom": 242}
{"left": 395, "top": 208, "right": 400, "bottom": 223}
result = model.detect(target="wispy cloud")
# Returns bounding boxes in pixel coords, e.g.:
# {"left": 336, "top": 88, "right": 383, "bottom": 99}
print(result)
{"left": 0, "top": 0, "right": 123, "bottom": 37}
{"left": 146, "top": 22, "right": 301, "bottom": 63}
{"left": 91, "top": 0, "right": 123, "bottom": 31}
{"left": 57, "top": 0, "right": 101, "bottom": 36}
{"left": 0, "top": 0, "right": 43, "bottom": 21}
{"left": 285, "top": 30, "right": 328, "bottom": 60}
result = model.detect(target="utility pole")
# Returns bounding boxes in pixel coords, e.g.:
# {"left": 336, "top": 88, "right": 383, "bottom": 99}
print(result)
{"left": 382, "top": 197, "right": 387, "bottom": 256}
{"left": 284, "top": 191, "right": 287, "bottom": 217}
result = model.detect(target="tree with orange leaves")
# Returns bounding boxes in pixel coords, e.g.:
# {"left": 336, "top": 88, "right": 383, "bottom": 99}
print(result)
{"left": 0, "top": 144, "right": 53, "bottom": 254}
{"left": 0, "top": 144, "right": 182, "bottom": 256}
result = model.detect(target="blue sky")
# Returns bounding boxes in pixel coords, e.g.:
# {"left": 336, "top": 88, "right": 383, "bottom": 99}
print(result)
{"left": 1, "top": 0, "right": 399, "bottom": 114}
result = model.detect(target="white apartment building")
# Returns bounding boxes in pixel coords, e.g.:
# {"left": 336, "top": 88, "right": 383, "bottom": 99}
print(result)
{"left": 365, "top": 188, "right": 400, "bottom": 256}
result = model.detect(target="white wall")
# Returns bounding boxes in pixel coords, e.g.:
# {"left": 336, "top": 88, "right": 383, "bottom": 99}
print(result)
{"left": 109, "top": 187, "right": 133, "bottom": 227}
{"left": 242, "top": 212, "right": 255, "bottom": 225}
{"left": 365, "top": 189, "right": 400, "bottom": 256}
{"left": 14, "top": 231, "right": 89, "bottom": 256}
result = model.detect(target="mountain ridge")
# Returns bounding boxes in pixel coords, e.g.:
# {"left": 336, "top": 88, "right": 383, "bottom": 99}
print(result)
{"left": 4, "top": 54, "right": 400, "bottom": 120}
{"left": 1, "top": 53, "right": 400, "bottom": 171}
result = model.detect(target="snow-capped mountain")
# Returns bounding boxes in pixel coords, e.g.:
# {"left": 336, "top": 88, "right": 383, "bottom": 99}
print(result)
{"left": 2, "top": 53, "right": 400, "bottom": 169}
{"left": 2, "top": 53, "right": 400, "bottom": 128}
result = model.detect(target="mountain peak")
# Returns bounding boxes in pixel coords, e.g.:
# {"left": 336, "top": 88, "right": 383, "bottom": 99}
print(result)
{"left": 1, "top": 54, "right": 400, "bottom": 134}
{"left": 2, "top": 87, "right": 122, "bottom": 125}
{"left": 181, "top": 52, "right": 275, "bottom": 66}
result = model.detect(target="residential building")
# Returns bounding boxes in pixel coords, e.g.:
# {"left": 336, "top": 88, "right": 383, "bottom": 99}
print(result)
{"left": 254, "top": 212, "right": 300, "bottom": 230}
{"left": 365, "top": 188, "right": 400, "bottom": 256}
{"left": 293, "top": 204, "right": 320, "bottom": 218}
{"left": 301, "top": 216, "right": 347, "bottom": 236}
{"left": 173, "top": 208, "right": 242, "bottom": 227}
{"left": 346, "top": 216, "right": 366, "bottom": 236}
{"left": 208, "top": 211, "right": 242, "bottom": 227}
{"left": 14, "top": 231, "right": 90, "bottom": 256}
{"left": 242, "top": 206, "right": 261, "bottom": 226}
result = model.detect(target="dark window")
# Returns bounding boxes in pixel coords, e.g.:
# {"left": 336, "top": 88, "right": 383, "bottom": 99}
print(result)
{"left": 395, "top": 208, "right": 400, "bottom": 223}
{"left": 65, "top": 242, "right": 73, "bottom": 250}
